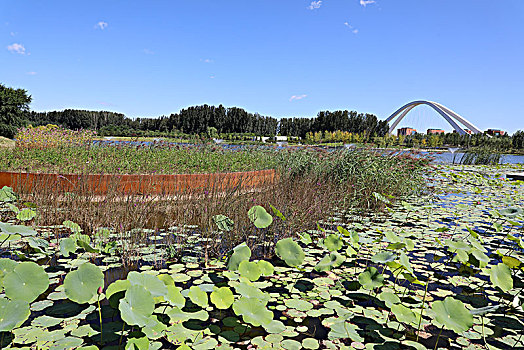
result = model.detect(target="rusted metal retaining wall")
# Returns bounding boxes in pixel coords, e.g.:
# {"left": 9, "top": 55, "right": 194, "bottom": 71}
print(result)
{"left": 0, "top": 169, "right": 277, "bottom": 195}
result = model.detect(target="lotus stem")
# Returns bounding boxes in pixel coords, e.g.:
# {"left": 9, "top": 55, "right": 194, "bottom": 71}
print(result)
{"left": 416, "top": 278, "right": 429, "bottom": 342}
{"left": 98, "top": 296, "right": 103, "bottom": 345}
{"left": 433, "top": 326, "right": 443, "bottom": 350}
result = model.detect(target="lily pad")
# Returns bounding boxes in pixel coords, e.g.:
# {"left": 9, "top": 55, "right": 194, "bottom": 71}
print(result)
{"left": 4, "top": 261, "right": 50, "bottom": 303}
{"left": 431, "top": 297, "right": 473, "bottom": 333}
{"left": 64, "top": 263, "right": 104, "bottom": 304}
{"left": 275, "top": 238, "right": 305, "bottom": 267}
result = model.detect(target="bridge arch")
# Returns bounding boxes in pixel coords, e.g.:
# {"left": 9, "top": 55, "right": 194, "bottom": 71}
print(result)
{"left": 386, "top": 101, "right": 483, "bottom": 136}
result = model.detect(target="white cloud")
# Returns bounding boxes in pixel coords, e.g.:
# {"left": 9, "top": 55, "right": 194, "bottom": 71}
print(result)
{"left": 10, "top": 31, "right": 16, "bottom": 36}
{"left": 344, "top": 22, "right": 359, "bottom": 34}
{"left": 143, "top": 49, "right": 155, "bottom": 55}
{"left": 360, "top": 0, "right": 376, "bottom": 7}
{"left": 308, "top": 1, "right": 322, "bottom": 10}
{"left": 201, "top": 58, "right": 213, "bottom": 63}
{"left": 7, "top": 43, "right": 26, "bottom": 54}
{"left": 26, "top": 71, "right": 37, "bottom": 75}
{"left": 210, "top": 75, "right": 216, "bottom": 79}
{"left": 95, "top": 21, "right": 108, "bottom": 30}
{"left": 289, "top": 94, "right": 307, "bottom": 102}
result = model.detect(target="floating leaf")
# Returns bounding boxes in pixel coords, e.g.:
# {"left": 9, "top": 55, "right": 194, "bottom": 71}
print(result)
{"left": 431, "top": 297, "right": 473, "bottom": 333}
{"left": 0, "top": 297, "right": 30, "bottom": 332}
{"left": 314, "top": 252, "right": 345, "bottom": 272}
{"left": 64, "top": 263, "right": 104, "bottom": 304}
{"left": 0, "top": 186, "right": 16, "bottom": 202}
{"left": 4, "top": 261, "right": 49, "bottom": 303}
{"left": 284, "top": 299, "right": 313, "bottom": 311}
{"left": 371, "top": 251, "right": 397, "bottom": 264}
{"left": 165, "top": 285, "right": 185, "bottom": 308}
{"left": 257, "top": 260, "right": 274, "bottom": 276}
{"left": 188, "top": 286, "right": 208, "bottom": 308}
{"left": 232, "top": 297, "right": 273, "bottom": 327}
{"left": 16, "top": 208, "right": 36, "bottom": 221}
{"left": 328, "top": 321, "right": 363, "bottom": 342}
{"left": 323, "top": 234, "right": 344, "bottom": 252}
{"left": 502, "top": 256, "right": 521, "bottom": 269}
{"left": 0, "top": 222, "right": 36, "bottom": 236}
{"left": 59, "top": 237, "right": 77, "bottom": 258}
{"left": 210, "top": 287, "right": 234, "bottom": 310}
{"left": 167, "top": 307, "right": 209, "bottom": 323}
{"left": 275, "top": 238, "right": 305, "bottom": 267}
{"left": 391, "top": 304, "right": 417, "bottom": 324}
{"left": 127, "top": 271, "right": 168, "bottom": 298}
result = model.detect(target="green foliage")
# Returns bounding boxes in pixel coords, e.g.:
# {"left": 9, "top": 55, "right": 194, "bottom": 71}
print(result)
{"left": 64, "top": 263, "right": 104, "bottom": 304}
{"left": 431, "top": 297, "right": 474, "bottom": 333}
{"left": 0, "top": 83, "right": 32, "bottom": 138}
{"left": 358, "top": 267, "right": 385, "bottom": 290}
{"left": 210, "top": 287, "right": 234, "bottom": 309}
{"left": 247, "top": 205, "right": 273, "bottom": 229}
{"left": 227, "top": 243, "right": 251, "bottom": 271}
{"left": 0, "top": 298, "right": 30, "bottom": 331}
{"left": 275, "top": 238, "right": 305, "bottom": 267}
{"left": 4, "top": 262, "right": 49, "bottom": 303}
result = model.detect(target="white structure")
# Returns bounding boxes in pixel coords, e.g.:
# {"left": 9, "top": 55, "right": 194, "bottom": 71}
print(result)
{"left": 387, "top": 101, "right": 484, "bottom": 136}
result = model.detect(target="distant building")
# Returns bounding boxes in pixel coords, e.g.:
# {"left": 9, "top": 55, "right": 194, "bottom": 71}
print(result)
{"left": 486, "top": 129, "right": 506, "bottom": 136}
{"left": 464, "top": 129, "right": 473, "bottom": 135}
{"left": 427, "top": 129, "right": 445, "bottom": 135}
{"left": 398, "top": 127, "right": 417, "bottom": 136}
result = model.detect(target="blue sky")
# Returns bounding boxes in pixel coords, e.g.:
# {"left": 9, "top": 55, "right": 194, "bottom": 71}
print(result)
{"left": 1, "top": 0, "right": 523, "bottom": 134}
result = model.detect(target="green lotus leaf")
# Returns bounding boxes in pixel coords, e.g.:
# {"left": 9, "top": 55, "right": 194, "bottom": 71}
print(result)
{"left": 238, "top": 260, "right": 261, "bottom": 281}
{"left": 314, "top": 252, "right": 345, "bottom": 272}
{"left": 502, "top": 256, "right": 521, "bottom": 269}
{"left": 27, "top": 236, "right": 49, "bottom": 254}
{"left": 0, "top": 186, "right": 16, "bottom": 202}
{"left": 0, "top": 258, "right": 17, "bottom": 283}
{"left": 489, "top": 263, "right": 513, "bottom": 292}
{"left": 302, "top": 338, "right": 320, "bottom": 349}
{"left": 399, "top": 252, "right": 413, "bottom": 273}
{"left": 227, "top": 242, "right": 251, "bottom": 271}
{"left": 192, "top": 336, "right": 219, "bottom": 350}
{"left": 281, "top": 339, "right": 302, "bottom": 350}
{"left": 234, "top": 282, "right": 269, "bottom": 302}
{"left": 358, "top": 266, "right": 384, "bottom": 290}
{"left": 119, "top": 285, "right": 155, "bottom": 326}
{"left": 106, "top": 279, "right": 131, "bottom": 299}
{"left": 16, "top": 208, "right": 36, "bottom": 221}
{"left": 262, "top": 319, "right": 286, "bottom": 334}
{"left": 125, "top": 336, "right": 149, "bottom": 350}
{"left": 232, "top": 297, "right": 273, "bottom": 327}
{"left": 323, "top": 234, "right": 344, "bottom": 252}
{"left": 167, "top": 307, "right": 209, "bottom": 323}
{"left": 431, "top": 297, "right": 473, "bottom": 333}
{"left": 213, "top": 214, "right": 234, "bottom": 232}
{"left": 275, "top": 238, "right": 305, "bottom": 267}
{"left": 328, "top": 321, "right": 364, "bottom": 342}
{"left": 59, "top": 237, "right": 77, "bottom": 258}
{"left": 188, "top": 286, "right": 208, "bottom": 308}
{"left": 499, "top": 207, "right": 523, "bottom": 218}
{"left": 4, "top": 261, "right": 49, "bottom": 303}
{"left": 0, "top": 222, "right": 36, "bottom": 236}
{"left": 64, "top": 263, "right": 104, "bottom": 304}
{"left": 210, "top": 287, "right": 234, "bottom": 309}
{"left": 284, "top": 298, "right": 313, "bottom": 311}
{"left": 298, "top": 232, "right": 313, "bottom": 245}
{"left": 127, "top": 271, "right": 168, "bottom": 298}
{"left": 165, "top": 285, "right": 185, "bottom": 308}
{"left": 142, "top": 316, "right": 167, "bottom": 340}
{"left": 257, "top": 260, "right": 274, "bottom": 276}
{"left": 32, "top": 315, "right": 62, "bottom": 328}
{"left": 248, "top": 205, "right": 273, "bottom": 229}
{"left": 63, "top": 220, "right": 82, "bottom": 234}
{"left": 378, "top": 291, "right": 401, "bottom": 308}
{"left": 371, "top": 251, "right": 397, "bottom": 264}
{"left": 391, "top": 304, "right": 417, "bottom": 324}
{"left": 0, "top": 297, "right": 30, "bottom": 332}
{"left": 469, "top": 304, "right": 501, "bottom": 316}
{"left": 471, "top": 250, "right": 489, "bottom": 268}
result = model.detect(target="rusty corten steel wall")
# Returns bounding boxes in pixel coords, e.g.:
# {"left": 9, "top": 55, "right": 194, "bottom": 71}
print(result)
{"left": 0, "top": 169, "right": 277, "bottom": 195}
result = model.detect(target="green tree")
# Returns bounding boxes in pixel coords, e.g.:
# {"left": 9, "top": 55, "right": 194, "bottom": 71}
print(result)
{"left": 0, "top": 83, "right": 32, "bottom": 138}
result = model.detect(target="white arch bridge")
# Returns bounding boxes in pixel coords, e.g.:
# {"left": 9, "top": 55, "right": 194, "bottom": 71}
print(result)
{"left": 386, "top": 101, "right": 483, "bottom": 136}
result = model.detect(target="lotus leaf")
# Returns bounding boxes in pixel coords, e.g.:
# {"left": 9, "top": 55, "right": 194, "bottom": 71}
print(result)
{"left": 32, "top": 315, "right": 62, "bottom": 328}
{"left": 233, "top": 297, "right": 274, "bottom": 326}
{"left": 262, "top": 319, "right": 286, "bottom": 333}
{"left": 431, "top": 297, "right": 473, "bottom": 333}
{"left": 275, "top": 238, "right": 305, "bottom": 267}
{"left": 391, "top": 304, "right": 417, "bottom": 324}
{"left": 0, "top": 297, "right": 30, "bottom": 331}
{"left": 314, "top": 252, "right": 345, "bottom": 272}
{"left": 284, "top": 298, "right": 313, "bottom": 311}
{"left": 371, "top": 251, "right": 397, "bottom": 264}
{"left": 298, "top": 232, "right": 313, "bottom": 245}
{"left": 127, "top": 271, "right": 168, "bottom": 297}
{"left": 210, "top": 287, "right": 234, "bottom": 309}
{"left": 167, "top": 307, "right": 209, "bottom": 322}
{"left": 63, "top": 220, "right": 82, "bottom": 234}
{"left": 125, "top": 336, "right": 149, "bottom": 350}
{"left": 213, "top": 214, "right": 234, "bottom": 232}
{"left": 248, "top": 205, "right": 273, "bottom": 228}
{"left": 59, "top": 237, "right": 77, "bottom": 258}
{"left": 499, "top": 207, "right": 523, "bottom": 218}
{"left": 16, "top": 208, "right": 36, "bottom": 221}
{"left": 64, "top": 263, "right": 104, "bottom": 304}
{"left": 234, "top": 282, "right": 269, "bottom": 302}
{"left": 238, "top": 260, "right": 261, "bottom": 281}
{"left": 328, "top": 321, "right": 363, "bottom": 342}
{"left": 143, "top": 316, "right": 167, "bottom": 340}
{"left": 471, "top": 250, "right": 489, "bottom": 268}
{"left": 119, "top": 285, "right": 155, "bottom": 327}
{"left": 0, "top": 186, "right": 16, "bottom": 202}
{"left": 0, "top": 222, "right": 36, "bottom": 236}
{"left": 378, "top": 291, "right": 401, "bottom": 307}
{"left": 192, "top": 337, "right": 219, "bottom": 350}
{"left": 302, "top": 338, "right": 320, "bottom": 349}
{"left": 324, "top": 234, "right": 344, "bottom": 252}
{"left": 188, "top": 286, "right": 208, "bottom": 308}
{"left": 490, "top": 263, "right": 513, "bottom": 292}
{"left": 227, "top": 242, "right": 251, "bottom": 271}
{"left": 358, "top": 266, "right": 385, "bottom": 290}
{"left": 502, "top": 255, "right": 521, "bottom": 269}
{"left": 0, "top": 258, "right": 17, "bottom": 281}
{"left": 4, "top": 261, "right": 49, "bottom": 303}
{"left": 281, "top": 339, "right": 301, "bottom": 350}
{"left": 165, "top": 285, "right": 186, "bottom": 308}
{"left": 106, "top": 279, "right": 131, "bottom": 299}
{"left": 257, "top": 260, "right": 274, "bottom": 276}
{"left": 270, "top": 204, "right": 286, "bottom": 221}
